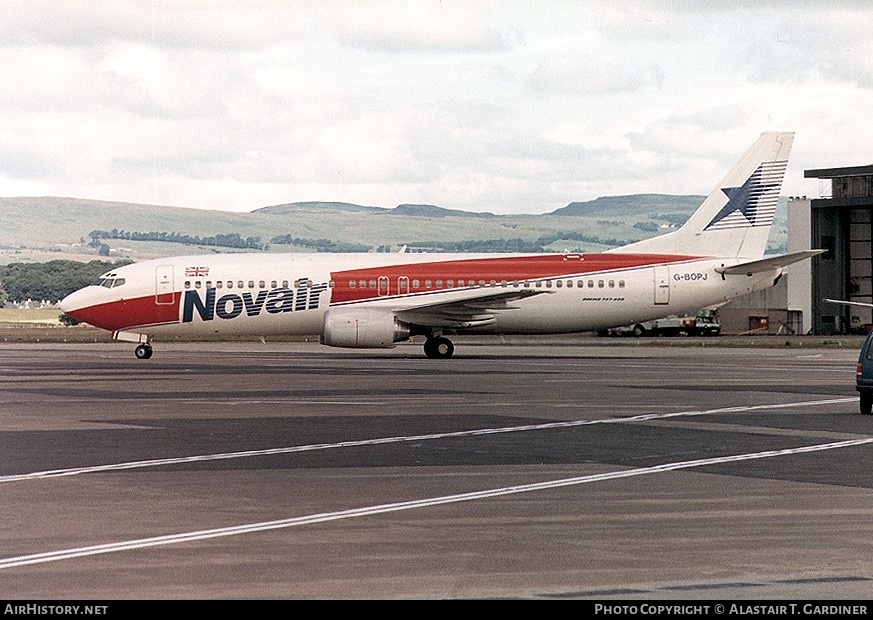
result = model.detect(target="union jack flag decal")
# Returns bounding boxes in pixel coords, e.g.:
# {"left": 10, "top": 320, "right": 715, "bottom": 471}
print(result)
{"left": 185, "top": 266, "right": 209, "bottom": 277}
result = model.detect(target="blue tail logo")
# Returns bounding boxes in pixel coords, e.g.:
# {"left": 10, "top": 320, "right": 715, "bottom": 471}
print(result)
{"left": 705, "top": 160, "right": 787, "bottom": 230}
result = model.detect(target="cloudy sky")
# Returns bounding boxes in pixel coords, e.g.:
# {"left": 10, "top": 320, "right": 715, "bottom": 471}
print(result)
{"left": 1, "top": 1, "right": 871, "bottom": 214}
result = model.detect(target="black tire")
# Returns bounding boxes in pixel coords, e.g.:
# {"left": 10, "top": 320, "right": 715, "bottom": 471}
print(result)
{"left": 424, "top": 336, "right": 454, "bottom": 359}
{"left": 861, "top": 392, "right": 872, "bottom": 415}
{"left": 632, "top": 325, "right": 646, "bottom": 337}
{"left": 134, "top": 344, "right": 153, "bottom": 360}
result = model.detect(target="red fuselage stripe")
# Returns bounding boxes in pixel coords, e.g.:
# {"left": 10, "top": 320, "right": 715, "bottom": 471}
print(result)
{"left": 329, "top": 253, "right": 699, "bottom": 303}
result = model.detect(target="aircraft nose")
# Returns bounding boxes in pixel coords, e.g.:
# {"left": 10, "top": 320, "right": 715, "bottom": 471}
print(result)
{"left": 59, "top": 288, "right": 89, "bottom": 318}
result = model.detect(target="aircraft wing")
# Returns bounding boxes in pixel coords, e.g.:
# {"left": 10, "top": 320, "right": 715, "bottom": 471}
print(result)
{"left": 714, "top": 250, "right": 826, "bottom": 276}
{"left": 394, "top": 289, "right": 550, "bottom": 329}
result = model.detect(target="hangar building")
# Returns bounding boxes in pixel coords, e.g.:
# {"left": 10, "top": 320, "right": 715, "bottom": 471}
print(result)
{"left": 717, "top": 164, "right": 873, "bottom": 336}
{"left": 804, "top": 164, "right": 873, "bottom": 335}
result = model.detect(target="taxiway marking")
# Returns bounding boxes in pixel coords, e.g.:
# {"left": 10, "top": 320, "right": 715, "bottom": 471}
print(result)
{"left": 0, "top": 437, "right": 870, "bottom": 570}
{"left": 0, "top": 397, "right": 856, "bottom": 484}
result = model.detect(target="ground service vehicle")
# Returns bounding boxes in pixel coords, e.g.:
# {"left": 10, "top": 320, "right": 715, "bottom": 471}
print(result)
{"left": 858, "top": 330, "right": 873, "bottom": 415}
{"left": 604, "top": 314, "right": 721, "bottom": 337}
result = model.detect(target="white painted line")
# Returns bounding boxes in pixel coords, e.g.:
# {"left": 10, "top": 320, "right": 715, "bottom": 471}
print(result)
{"left": 1, "top": 437, "right": 870, "bottom": 570}
{"left": 0, "top": 397, "right": 858, "bottom": 484}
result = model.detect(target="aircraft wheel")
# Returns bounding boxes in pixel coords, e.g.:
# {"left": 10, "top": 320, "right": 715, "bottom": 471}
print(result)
{"left": 861, "top": 392, "right": 872, "bottom": 415}
{"left": 134, "top": 344, "right": 153, "bottom": 360}
{"left": 424, "top": 336, "right": 454, "bottom": 359}
{"left": 632, "top": 324, "right": 647, "bottom": 337}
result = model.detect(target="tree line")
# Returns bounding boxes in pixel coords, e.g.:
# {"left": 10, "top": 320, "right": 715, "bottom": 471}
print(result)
{"left": 269, "top": 235, "right": 371, "bottom": 252}
{"left": 89, "top": 230, "right": 264, "bottom": 250}
{"left": 0, "top": 260, "right": 129, "bottom": 306}
{"left": 404, "top": 231, "right": 637, "bottom": 253}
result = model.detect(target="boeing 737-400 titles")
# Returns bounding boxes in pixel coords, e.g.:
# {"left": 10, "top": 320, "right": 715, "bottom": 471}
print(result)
{"left": 61, "top": 132, "right": 822, "bottom": 359}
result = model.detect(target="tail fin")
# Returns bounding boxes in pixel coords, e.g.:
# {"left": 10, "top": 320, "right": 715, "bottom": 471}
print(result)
{"left": 610, "top": 131, "right": 794, "bottom": 259}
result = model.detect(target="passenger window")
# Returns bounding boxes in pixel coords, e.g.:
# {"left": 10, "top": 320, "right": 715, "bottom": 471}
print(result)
{"left": 184, "top": 281, "right": 191, "bottom": 289}
{"left": 369, "top": 280, "right": 376, "bottom": 289}
{"left": 282, "top": 280, "right": 289, "bottom": 288}
{"left": 349, "top": 280, "right": 356, "bottom": 288}
{"left": 619, "top": 280, "right": 626, "bottom": 288}
{"left": 259, "top": 281, "right": 266, "bottom": 289}
{"left": 412, "top": 279, "right": 420, "bottom": 289}
{"left": 359, "top": 280, "right": 366, "bottom": 289}
{"left": 436, "top": 279, "right": 443, "bottom": 288}
{"left": 447, "top": 279, "right": 454, "bottom": 288}
{"left": 195, "top": 281, "right": 202, "bottom": 289}
{"left": 556, "top": 280, "right": 563, "bottom": 288}
{"left": 425, "top": 280, "right": 432, "bottom": 289}
{"left": 238, "top": 281, "right": 244, "bottom": 289}
{"left": 216, "top": 281, "right": 222, "bottom": 289}
{"left": 271, "top": 281, "right": 277, "bottom": 288}
{"left": 609, "top": 280, "right": 615, "bottom": 288}
{"left": 206, "top": 281, "right": 212, "bottom": 289}
{"left": 248, "top": 281, "right": 254, "bottom": 288}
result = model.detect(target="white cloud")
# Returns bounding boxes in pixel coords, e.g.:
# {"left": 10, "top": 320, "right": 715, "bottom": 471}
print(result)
{"left": 327, "top": 2, "right": 505, "bottom": 52}
{"left": 530, "top": 54, "right": 643, "bottom": 95}
{"left": 0, "top": 1, "right": 871, "bottom": 213}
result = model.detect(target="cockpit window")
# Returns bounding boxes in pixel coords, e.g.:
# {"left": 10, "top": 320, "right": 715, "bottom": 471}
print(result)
{"left": 94, "top": 277, "right": 126, "bottom": 288}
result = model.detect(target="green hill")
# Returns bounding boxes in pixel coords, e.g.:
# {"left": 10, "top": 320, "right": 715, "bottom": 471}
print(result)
{"left": 550, "top": 194, "right": 704, "bottom": 217}
{"left": 0, "top": 194, "right": 787, "bottom": 265}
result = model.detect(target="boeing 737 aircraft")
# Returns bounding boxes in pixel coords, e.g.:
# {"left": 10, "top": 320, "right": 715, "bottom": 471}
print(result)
{"left": 61, "top": 131, "right": 821, "bottom": 359}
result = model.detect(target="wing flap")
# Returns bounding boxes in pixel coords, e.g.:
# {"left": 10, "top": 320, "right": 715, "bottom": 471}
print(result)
{"left": 395, "top": 288, "right": 548, "bottom": 328}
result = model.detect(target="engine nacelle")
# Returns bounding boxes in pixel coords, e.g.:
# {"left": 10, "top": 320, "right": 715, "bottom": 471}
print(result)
{"left": 320, "top": 308, "right": 411, "bottom": 349}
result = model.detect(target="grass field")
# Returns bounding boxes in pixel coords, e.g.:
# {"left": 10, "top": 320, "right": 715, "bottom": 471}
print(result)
{"left": 0, "top": 307, "right": 64, "bottom": 325}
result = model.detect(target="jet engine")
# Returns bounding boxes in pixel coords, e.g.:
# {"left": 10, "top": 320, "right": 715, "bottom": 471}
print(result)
{"left": 320, "top": 308, "right": 411, "bottom": 349}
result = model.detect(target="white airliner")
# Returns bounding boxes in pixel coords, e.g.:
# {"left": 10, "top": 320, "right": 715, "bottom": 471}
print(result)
{"left": 61, "top": 131, "right": 821, "bottom": 359}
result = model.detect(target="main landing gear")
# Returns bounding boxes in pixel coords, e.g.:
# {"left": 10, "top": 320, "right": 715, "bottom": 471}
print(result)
{"left": 423, "top": 335, "right": 454, "bottom": 359}
{"left": 134, "top": 343, "right": 153, "bottom": 359}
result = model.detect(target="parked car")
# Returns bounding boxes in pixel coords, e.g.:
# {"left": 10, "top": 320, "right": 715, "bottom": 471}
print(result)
{"left": 857, "top": 330, "right": 873, "bottom": 415}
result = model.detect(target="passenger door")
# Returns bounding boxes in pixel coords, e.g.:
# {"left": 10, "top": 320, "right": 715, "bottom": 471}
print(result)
{"left": 155, "top": 265, "right": 175, "bottom": 305}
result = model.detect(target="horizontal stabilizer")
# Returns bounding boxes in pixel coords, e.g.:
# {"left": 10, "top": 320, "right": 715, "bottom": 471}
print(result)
{"left": 825, "top": 299, "right": 873, "bottom": 309}
{"left": 714, "top": 250, "right": 825, "bottom": 276}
